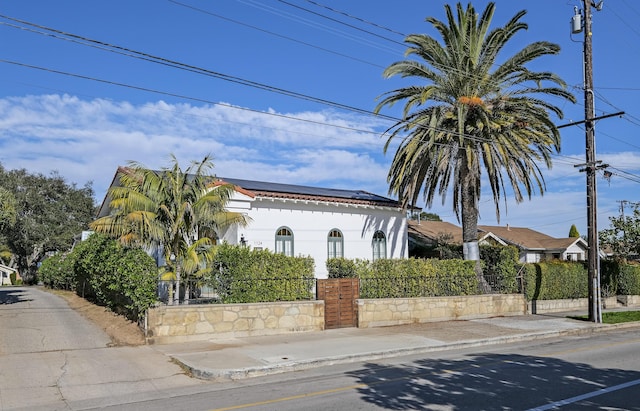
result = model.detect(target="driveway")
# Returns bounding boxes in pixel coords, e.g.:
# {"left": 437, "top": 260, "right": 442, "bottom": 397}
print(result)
{"left": 0, "top": 286, "right": 203, "bottom": 411}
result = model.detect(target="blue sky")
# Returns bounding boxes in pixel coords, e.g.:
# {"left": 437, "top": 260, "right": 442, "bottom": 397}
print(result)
{"left": 1, "top": 0, "right": 639, "bottom": 238}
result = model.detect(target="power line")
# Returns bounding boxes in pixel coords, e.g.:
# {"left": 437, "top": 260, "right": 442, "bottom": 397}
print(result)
{"left": 0, "top": 14, "right": 517, "bottom": 147}
{"left": 274, "top": 0, "right": 405, "bottom": 47}
{"left": 0, "top": 58, "right": 387, "bottom": 138}
{"left": 0, "top": 14, "right": 386, "bottom": 118}
{"left": 304, "top": 0, "right": 406, "bottom": 37}
{"left": 4, "top": 10, "right": 630, "bottom": 165}
{"left": 234, "top": 0, "right": 400, "bottom": 55}
{"left": 167, "top": 0, "right": 385, "bottom": 69}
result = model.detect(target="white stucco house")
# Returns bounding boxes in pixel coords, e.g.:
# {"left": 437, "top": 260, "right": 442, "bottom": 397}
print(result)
{"left": 97, "top": 171, "right": 409, "bottom": 278}
{"left": 217, "top": 178, "right": 408, "bottom": 278}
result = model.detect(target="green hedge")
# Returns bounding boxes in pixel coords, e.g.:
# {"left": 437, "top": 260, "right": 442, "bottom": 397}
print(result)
{"left": 209, "top": 244, "right": 315, "bottom": 303}
{"left": 524, "top": 261, "right": 588, "bottom": 300}
{"left": 618, "top": 263, "right": 640, "bottom": 295}
{"left": 39, "top": 252, "right": 78, "bottom": 290}
{"left": 327, "top": 258, "right": 477, "bottom": 298}
{"left": 38, "top": 233, "right": 158, "bottom": 321}
{"left": 326, "top": 257, "right": 358, "bottom": 278}
{"left": 480, "top": 245, "right": 520, "bottom": 293}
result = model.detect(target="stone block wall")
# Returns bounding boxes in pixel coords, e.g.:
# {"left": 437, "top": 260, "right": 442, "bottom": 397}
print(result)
{"left": 146, "top": 301, "right": 324, "bottom": 344}
{"left": 618, "top": 295, "right": 640, "bottom": 307}
{"left": 528, "top": 298, "right": 588, "bottom": 314}
{"left": 357, "top": 294, "right": 527, "bottom": 328}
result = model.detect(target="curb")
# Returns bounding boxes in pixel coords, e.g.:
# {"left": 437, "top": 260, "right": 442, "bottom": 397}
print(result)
{"left": 174, "top": 321, "right": 640, "bottom": 381}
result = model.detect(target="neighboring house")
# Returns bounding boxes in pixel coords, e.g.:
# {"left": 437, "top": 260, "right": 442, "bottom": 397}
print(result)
{"left": 408, "top": 220, "right": 504, "bottom": 257}
{"left": 97, "top": 173, "right": 409, "bottom": 278}
{"left": 408, "top": 220, "right": 588, "bottom": 263}
{"left": 478, "top": 225, "right": 588, "bottom": 263}
{"left": 0, "top": 264, "right": 19, "bottom": 285}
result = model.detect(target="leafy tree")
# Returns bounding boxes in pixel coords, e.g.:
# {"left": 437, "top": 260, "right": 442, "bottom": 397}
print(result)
{"left": 0, "top": 187, "right": 17, "bottom": 230}
{"left": 0, "top": 244, "right": 12, "bottom": 266}
{"left": 568, "top": 224, "right": 580, "bottom": 238}
{"left": 599, "top": 206, "right": 640, "bottom": 261}
{"left": 0, "top": 164, "right": 95, "bottom": 283}
{"left": 409, "top": 211, "right": 442, "bottom": 221}
{"left": 90, "top": 154, "right": 248, "bottom": 304}
{"left": 374, "top": 2, "right": 575, "bottom": 278}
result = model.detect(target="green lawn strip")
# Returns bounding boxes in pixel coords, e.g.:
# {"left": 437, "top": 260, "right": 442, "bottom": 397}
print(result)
{"left": 568, "top": 311, "right": 640, "bottom": 324}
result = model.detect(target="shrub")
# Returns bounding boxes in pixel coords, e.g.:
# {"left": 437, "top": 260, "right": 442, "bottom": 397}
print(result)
{"left": 326, "top": 258, "right": 357, "bottom": 278}
{"left": 39, "top": 233, "right": 158, "bottom": 321}
{"left": 600, "top": 259, "right": 619, "bottom": 297}
{"left": 524, "top": 261, "right": 587, "bottom": 300}
{"left": 38, "top": 252, "right": 77, "bottom": 290}
{"left": 617, "top": 262, "right": 640, "bottom": 295}
{"left": 353, "top": 258, "right": 477, "bottom": 298}
{"left": 209, "top": 244, "right": 315, "bottom": 303}
{"left": 480, "top": 245, "right": 520, "bottom": 293}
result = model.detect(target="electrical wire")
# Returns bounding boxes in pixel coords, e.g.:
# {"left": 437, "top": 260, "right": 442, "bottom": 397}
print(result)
{"left": 167, "top": 0, "right": 385, "bottom": 69}
{"left": 304, "top": 0, "right": 406, "bottom": 37}
{"left": 0, "top": 58, "right": 387, "bottom": 139}
{"left": 274, "top": 0, "right": 405, "bottom": 47}
{"left": 2, "top": 8, "right": 637, "bottom": 183}
{"left": 0, "top": 14, "right": 517, "bottom": 147}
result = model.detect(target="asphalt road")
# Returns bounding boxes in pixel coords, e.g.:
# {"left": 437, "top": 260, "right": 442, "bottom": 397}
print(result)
{"left": 100, "top": 328, "right": 640, "bottom": 411}
{"left": 2, "top": 286, "right": 640, "bottom": 411}
{"left": 0, "top": 286, "right": 204, "bottom": 411}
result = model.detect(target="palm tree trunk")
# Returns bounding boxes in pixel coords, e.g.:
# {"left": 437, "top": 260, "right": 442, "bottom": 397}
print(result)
{"left": 460, "top": 171, "right": 492, "bottom": 293}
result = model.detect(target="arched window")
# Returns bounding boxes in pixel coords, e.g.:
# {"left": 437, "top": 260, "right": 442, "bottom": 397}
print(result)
{"left": 327, "top": 229, "right": 344, "bottom": 259}
{"left": 372, "top": 230, "right": 386, "bottom": 260}
{"left": 275, "top": 226, "right": 294, "bottom": 256}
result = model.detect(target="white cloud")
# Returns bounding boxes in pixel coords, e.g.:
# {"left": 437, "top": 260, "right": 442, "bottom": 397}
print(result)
{"left": 0, "top": 94, "right": 392, "bottom": 202}
{"left": 0, "top": 93, "right": 635, "bottom": 239}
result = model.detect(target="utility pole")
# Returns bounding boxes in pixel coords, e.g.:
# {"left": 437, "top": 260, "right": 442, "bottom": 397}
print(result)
{"left": 583, "top": 1, "right": 600, "bottom": 323}
{"left": 570, "top": 1, "right": 604, "bottom": 323}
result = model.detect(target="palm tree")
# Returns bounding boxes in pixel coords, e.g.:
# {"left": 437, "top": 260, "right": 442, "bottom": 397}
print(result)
{"left": 90, "top": 154, "right": 248, "bottom": 304}
{"left": 375, "top": 3, "right": 575, "bottom": 273}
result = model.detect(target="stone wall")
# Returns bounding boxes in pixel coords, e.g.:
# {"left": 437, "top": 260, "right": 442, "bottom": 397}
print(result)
{"left": 528, "top": 298, "right": 588, "bottom": 314}
{"left": 618, "top": 295, "right": 640, "bottom": 307}
{"left": 146, "top": 301, "right": 324, "bottom": 344}
{"left": 528, "top": 295, "right": 640, "bottom": 314}
{"left": 357, "top": 294, "right": 527, "bottom": 328}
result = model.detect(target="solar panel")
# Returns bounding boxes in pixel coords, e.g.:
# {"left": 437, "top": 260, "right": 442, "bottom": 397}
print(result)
{"left": 220, "top": 177, "right": 396, "bottom": 203}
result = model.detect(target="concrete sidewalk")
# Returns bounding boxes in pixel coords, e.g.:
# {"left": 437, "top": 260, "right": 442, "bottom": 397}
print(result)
{"left": 151, "top": 311, "right": 640, "bottom": 381}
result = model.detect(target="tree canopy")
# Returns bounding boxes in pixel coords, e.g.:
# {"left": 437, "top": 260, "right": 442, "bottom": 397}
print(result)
{"left": 409, "top": 211, "right": 442, "bottom": 221}
{"left": 374, "top": 2, "right": 575, "bottom": 265}
{"left": 0, "top": 163, "right": 95, "bottom": 282}
{"left": 90, "top": 154, "right": 248, "bottom": 303}
{"left": 568, "top": 224, "right": 580, "bottom": 238}
{"left": 599, "top": 206, "right": 640, "bottom": 260}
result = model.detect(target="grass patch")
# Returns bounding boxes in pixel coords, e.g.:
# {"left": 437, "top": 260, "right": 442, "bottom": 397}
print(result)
{"left": 569, "top": 310, "right": 640, "bottom": 324}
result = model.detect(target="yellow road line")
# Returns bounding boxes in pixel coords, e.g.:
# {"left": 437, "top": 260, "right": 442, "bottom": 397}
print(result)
{"left": 210, "top": 383, "right": 367, "bottom": 411}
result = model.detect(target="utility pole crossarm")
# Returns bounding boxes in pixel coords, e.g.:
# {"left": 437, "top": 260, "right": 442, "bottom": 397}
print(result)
{"left": 557, "top": 111, "right": 625, "bottom": 129}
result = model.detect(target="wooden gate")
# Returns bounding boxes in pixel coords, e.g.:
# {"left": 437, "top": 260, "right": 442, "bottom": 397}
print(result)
{"left": 317, "top": 278, "right": 359, "bottom": 329}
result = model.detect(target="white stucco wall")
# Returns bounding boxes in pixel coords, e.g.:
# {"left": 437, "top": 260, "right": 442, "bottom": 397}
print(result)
{"left": 220, "top": 194, "right": 408, "bottom": 278}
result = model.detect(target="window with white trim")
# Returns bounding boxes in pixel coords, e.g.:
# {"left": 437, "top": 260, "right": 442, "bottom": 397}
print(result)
{"left": 327, "top": 229, "right": 344, "bottom": 259}
{"left": 275, "top": 227, "right": 294, "bottom": 256}
{"left": 372, "top": 230, "right": 386, "bottom": 260}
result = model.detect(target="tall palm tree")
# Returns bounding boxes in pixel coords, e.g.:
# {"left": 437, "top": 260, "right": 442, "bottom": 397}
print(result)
{"left": 375, "top": 2, "right": 575, "bottom": 271}
{"left": 90, "top": 154, "right": 248, "bottom": 304}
